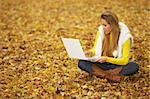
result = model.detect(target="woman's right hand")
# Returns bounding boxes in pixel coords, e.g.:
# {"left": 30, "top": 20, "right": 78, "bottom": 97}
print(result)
{"left": 96, "top": 57, "right": 107, "bottom": 63}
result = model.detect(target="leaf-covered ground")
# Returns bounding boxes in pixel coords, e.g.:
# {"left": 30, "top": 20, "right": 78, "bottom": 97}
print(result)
{"left": 0, "top": 0, "right": 150, "bottom": 98}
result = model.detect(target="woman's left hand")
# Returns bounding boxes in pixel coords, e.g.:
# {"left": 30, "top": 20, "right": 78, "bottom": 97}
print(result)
{"left": 96, "top": 57, "right": 107, "bottom": 63}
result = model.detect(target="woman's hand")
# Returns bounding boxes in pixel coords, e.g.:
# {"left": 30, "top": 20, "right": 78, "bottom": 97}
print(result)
{"left": 96, "top": 57, "right": 107, "bottom": 63}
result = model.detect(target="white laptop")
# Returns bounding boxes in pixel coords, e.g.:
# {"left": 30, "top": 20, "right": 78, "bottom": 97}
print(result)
{"left": 61, "top": 38, "right": 100, "bottom": 62}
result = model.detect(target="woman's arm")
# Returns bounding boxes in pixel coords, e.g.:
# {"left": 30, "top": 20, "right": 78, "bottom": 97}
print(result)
{"left": 106, "top": 39, "right": 131, "bottom": 65}
{"left": 90, "top": 31, "right": 100, "bottom": 54}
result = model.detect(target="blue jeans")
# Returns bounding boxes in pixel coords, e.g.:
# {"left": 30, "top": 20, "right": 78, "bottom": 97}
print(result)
{"left": 78, "top": 60, "right": 139, "bottom": 76}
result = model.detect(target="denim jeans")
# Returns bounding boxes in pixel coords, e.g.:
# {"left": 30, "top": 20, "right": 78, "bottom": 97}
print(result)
{"left": 78, "top": 60, "right": 139, "bottom": 76}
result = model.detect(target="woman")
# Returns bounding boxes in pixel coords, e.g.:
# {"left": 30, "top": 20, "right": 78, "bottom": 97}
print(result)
{"left": 78, "top": 10, "right": 139, "bottom": 83}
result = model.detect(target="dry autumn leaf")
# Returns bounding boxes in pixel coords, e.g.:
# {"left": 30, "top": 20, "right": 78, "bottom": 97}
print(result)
{"left": 0, "top": 0, "right": 149, "bottom": 98}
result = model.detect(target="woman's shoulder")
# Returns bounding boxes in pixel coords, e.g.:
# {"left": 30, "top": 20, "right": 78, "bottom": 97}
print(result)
{"left": 119, "top": 22, "right": 127, "bottom": 26}
{"left": 98, "top": 25, "right": 103, "bottom": 30}
{"left": 119, "top": 22, "right": 130, "bottom": 33}
{"left": 119, "top": 22, "right": 128, "bottom": 29}
{"left": 98, "top": 25, "right": 104, "bottom": 34}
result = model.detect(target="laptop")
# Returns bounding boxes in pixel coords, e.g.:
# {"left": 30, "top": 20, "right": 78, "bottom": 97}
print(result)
{"left": 61, "top": 38, "right": 99, "bottom": 62}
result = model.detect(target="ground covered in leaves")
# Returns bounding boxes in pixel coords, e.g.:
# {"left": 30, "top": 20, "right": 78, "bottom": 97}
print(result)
{"left": 0, "top": 0, "right": 150, "bottom": 98}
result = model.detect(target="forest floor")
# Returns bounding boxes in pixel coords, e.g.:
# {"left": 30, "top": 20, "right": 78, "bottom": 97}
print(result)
{"left": 0, "top": 0, "right": 150, "bottom": 98}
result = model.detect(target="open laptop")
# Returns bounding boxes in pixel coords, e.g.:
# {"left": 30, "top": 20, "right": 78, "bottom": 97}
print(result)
{"left": 61, "top": 38, "right": 99, "bottom": 62}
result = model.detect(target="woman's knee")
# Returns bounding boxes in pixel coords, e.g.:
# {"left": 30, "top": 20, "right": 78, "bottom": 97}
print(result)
{"left": 78, "top": 60, "right": 87, "bottom": 69}
{"left": 120, "top": 62, "right": 139, "bottom": 76}
{"left": 78, "top": 60, "right": 93, "bottom": 73}
{"left": 128, "top": 62, "right": 139, "bottom": 72}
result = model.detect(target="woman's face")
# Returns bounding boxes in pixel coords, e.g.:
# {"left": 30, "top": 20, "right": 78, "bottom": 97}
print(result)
{"left": 101, "top": 19, "right": 112, "bottom": 34}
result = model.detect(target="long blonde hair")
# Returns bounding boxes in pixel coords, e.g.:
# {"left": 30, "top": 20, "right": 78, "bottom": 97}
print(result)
{"left": 101, "top": 11, "right": 120, "bottom": 57}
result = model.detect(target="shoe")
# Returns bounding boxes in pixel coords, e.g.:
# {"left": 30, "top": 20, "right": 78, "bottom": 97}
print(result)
{"left": 107, "top": 67, "right": 122, "bottom": 75}
{"left": 91, "top": 64, "right": 121, "bottom": 83}
{"left": 105, "top": 71, "right": 121, "bottom": 83}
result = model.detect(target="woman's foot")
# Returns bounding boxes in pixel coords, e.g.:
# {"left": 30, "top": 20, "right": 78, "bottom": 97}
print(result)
{"left": 107, "top": 67, "right": 122, "bottom": 75}
{"left": 91, "top": 64, "right": 121, "bottom": 83}
{"left": 105, "top": 72, "right": 121, "bottom": 83}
